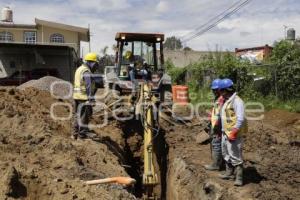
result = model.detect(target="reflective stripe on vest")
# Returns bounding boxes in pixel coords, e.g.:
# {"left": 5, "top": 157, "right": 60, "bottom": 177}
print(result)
{"left": 222, "top": 95, "right": 248, "bottom": 137}
{"left": 73, "top": 64, "right": 91, "bottom": 100}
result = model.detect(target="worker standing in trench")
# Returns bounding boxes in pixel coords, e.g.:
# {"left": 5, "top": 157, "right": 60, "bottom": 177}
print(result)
{"left": 72, "top": 53, "right": 99, "bottom": 140}
{"left": 204, "top": 79, "right": 224, "bottom": 171}
{"left": 218, "top": 78, "right": 248, "bottom": 186}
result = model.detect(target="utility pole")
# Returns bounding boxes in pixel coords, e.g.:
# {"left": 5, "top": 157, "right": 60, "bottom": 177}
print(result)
{"left": 174, "top": 38, "right": 177, "bottom": 50}
{"left": 88, "top": 24, "right": 91, "bottom": 52}
{"left": 283, "top": 25, "right": 288, "bottom": 39}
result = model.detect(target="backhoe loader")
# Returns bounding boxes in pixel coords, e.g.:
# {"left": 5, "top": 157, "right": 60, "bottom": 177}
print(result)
{"left": 104, "top": 32, "right": 172, "bottom": 199}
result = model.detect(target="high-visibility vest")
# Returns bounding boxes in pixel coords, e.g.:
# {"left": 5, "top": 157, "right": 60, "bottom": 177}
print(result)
{"left": 211, "top": 99, "right": 221, "bottom": 129}
{"left": 222, "top": 95, "right": 248, "bottom": 137}
{"left": 73, "top": 64, "right": 95, "bottom": 100}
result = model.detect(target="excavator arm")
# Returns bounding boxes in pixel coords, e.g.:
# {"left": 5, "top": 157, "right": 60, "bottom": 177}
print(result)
{"left": 138, "top": 83, "right": 159, "bottom": 200}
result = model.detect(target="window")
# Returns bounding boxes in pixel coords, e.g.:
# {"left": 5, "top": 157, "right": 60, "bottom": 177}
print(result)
{"left": 0, "top": 31, "right": 13, "bottom": 42}
{"left": 50, "top": 33, "right": 64, "bottom": 43}
{"left": 121, "top": 41, "right": 154, "bottom": 65}
{"left": 24, "top": 31, "right": 36, "bottom": 44}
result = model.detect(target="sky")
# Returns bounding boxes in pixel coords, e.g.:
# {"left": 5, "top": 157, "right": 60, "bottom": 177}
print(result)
{"left": 1, "top": 0, "right": 300, "bottom": 56}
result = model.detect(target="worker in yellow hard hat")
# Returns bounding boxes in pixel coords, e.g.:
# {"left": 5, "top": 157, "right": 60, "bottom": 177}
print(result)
{"left": 72, "top": 52, "right": 99, "bottom": 140}
{"left": 125, "top": 50, "right": 133, "bottom": 60}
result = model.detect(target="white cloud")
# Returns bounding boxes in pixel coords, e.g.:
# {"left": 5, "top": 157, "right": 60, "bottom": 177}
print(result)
{"left": 1, "top": 0, "right": 300, "bottom": 55}
{"left": 71, "top": 0, "right": 131, "bottom": 12}
{"left": 156, "top": 1, "right": 169, "bottom": 13}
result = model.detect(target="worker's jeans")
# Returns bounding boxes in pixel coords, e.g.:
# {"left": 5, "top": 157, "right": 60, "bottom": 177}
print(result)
{"left": 212, "top": 134, "right": 222, "bottom": 154}
{"left": 72, "top": 100, "right": 93, "bottom": 136}
{"left": 221, "top": 134, "right": 243, "bottom": 166}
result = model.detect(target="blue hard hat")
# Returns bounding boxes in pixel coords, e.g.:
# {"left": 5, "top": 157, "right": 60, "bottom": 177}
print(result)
{"left": 219, "top": 78, "right": 234, "bottom": 89}
{"left": 211, "top": 79, "right": 222, "bottom": 89}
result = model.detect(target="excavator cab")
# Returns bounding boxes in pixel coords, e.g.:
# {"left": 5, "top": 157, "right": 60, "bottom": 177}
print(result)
{"left": 106, "top": 32, "right": 172, "bottom": 104}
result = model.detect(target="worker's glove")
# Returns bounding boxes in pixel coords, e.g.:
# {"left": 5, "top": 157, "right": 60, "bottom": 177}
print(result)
{"left": 228, "top": 128, "right": 239, "bottom": 141}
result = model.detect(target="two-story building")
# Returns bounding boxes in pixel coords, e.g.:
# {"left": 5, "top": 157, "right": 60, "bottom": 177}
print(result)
{"left": 0, "top": 14, "right": 89, "bottom": 54}
{"left": 0, "top": 7, "right": 89, "bottom": 82}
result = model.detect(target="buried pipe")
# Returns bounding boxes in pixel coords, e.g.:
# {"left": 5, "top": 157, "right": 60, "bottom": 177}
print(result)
{"left": 85, "top": 176, "right": 136, "bottom": 186}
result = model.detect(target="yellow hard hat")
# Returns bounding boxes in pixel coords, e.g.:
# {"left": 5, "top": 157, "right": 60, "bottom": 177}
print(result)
{"left": 84, "top": 52, "right": 98, "bottom": 62}
{"left": 125, "top": 51, "right": 132, "bottom": 59}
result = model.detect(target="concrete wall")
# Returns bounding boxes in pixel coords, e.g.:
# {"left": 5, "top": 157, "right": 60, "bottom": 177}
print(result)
{"left": 163, "top": 50, "right": 233, "bottom": 67}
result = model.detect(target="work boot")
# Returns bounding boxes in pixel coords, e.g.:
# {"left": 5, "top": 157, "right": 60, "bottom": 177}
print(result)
{"left": 219, "top": 162, "right": 234, "bottom": 180}
{"left": 234, "top": 164, "right": 243, "bottom": 186}
{"left": 204, "top": 151, "right": 222, "bottom": 171}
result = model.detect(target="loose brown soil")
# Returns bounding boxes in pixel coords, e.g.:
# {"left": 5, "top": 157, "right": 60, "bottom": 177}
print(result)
{"left": 0, "top": 87, "right": 135, "bottom": 200}
{"left": 0, "top": 86, "right": 299, "bottom": 200}
{"left": 164, "top": 109, "right": 300, "bottom": 200}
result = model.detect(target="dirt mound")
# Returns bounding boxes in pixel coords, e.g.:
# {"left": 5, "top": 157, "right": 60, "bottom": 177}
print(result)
{"left": 0, "top": 87, "right": 135, "bottom": 200}
{"left": 243, "top": 116, "right": 300, "bottom": 200}
{"left": 264, "top": 109, "right": 300, "bottom": 127}
{"left": 263, "top": 109, "right": 300, "bottom": 145}
{"left": 17, "top": 76, "right": 72, "bottom": 99}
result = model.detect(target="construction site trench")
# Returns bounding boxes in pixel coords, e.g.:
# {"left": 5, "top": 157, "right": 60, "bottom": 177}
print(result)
{"left": 0, "top": 78, "right": 299, "bottom": 200}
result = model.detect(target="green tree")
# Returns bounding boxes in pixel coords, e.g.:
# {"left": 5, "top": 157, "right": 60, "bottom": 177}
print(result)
{"left": 99, "top": 46, "right": 113, "bottom": 68}
{"left": 164, "top": 36, "right": 183, "bottom": 50}
{"left": 270, "top": 40, "right": 300, "bottom": 100}
{"left": 183, "top": 46, "right": 192, "bottom": 51}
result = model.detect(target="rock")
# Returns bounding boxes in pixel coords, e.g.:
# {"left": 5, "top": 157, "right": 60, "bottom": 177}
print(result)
{"left": 194, "top": 131, "right": 210, "bottom": 144}
{"left": 60, "top": 189, "right": 69, "bottom": 194}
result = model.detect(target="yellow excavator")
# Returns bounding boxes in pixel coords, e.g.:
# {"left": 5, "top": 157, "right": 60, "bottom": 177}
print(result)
{"left": 138, "top": 82, "right": 159, "bottom": 200}
{"left": 104, "top": 32, "right": 172, "bottom": 199}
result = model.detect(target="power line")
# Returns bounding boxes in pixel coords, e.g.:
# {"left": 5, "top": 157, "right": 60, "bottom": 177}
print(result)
{"left": 182, "top": 0, "right": 252, "bottom": 43}
{"left": 183, "top": 0, "right": 251, "bottom": 42}
{"left": 180, "top": 0, "right": 245, "bottom": 41}
{"left": 183, "top": 0, "right": 252, "bottom": 42}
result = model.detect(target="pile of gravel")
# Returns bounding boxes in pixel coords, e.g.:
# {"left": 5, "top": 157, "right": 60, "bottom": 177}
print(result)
{"left": 17, "top": 76, "right": 72, "bottom": 99}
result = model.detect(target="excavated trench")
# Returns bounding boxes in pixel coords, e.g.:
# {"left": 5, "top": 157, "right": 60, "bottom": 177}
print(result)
{"left": 98, "top": 107, "right": 300, "bottom": 200}
{"left": 113, "top": 119, "right": 209, "bottom": 200}
{"left": 118, "top": 119, "right": 169, "bottom": 199}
